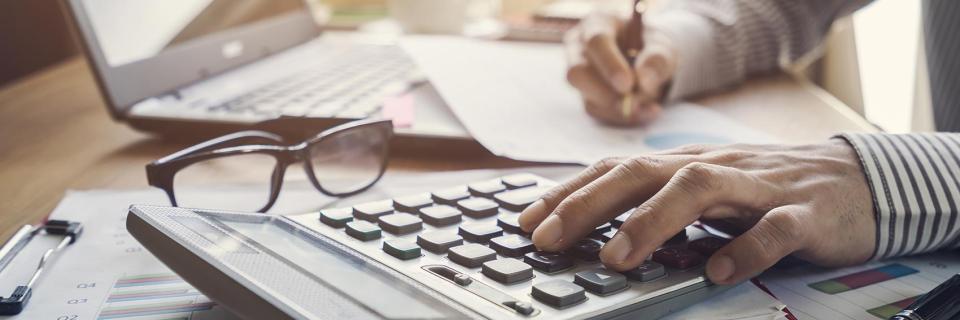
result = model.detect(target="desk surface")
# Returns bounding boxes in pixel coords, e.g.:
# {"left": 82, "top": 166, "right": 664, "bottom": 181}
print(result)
{"left": 0, "top": 57, "right": 876, "bottom": 241}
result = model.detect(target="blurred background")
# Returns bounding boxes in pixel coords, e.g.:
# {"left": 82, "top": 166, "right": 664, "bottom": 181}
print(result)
{"left": 0, "top": 0, "right": 928, "bottom": 133}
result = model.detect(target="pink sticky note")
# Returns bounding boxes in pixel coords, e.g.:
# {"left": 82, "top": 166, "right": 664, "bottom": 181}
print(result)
{"left": 382, "top": 93, "right": 415, "bottom": 128}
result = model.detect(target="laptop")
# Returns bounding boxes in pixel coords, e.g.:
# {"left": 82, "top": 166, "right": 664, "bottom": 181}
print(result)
{"left": 61, "top": 0, "right": 472, "bottom": 148}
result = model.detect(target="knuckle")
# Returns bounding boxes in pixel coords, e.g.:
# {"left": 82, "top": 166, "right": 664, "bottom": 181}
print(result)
{"left": 674, "top": 162, "right": 723, "bottom": 195}
{"left": 554, "top": 188, "right": 596, "bottom": 218}
{"left": 673, "top": 144, "right": 709, "bottom": 154}
{"left": 622, "top": 156, "right": 662, "bottom": 178}
{"left": 597, "top": 156, "right": 625, "bottom": 171}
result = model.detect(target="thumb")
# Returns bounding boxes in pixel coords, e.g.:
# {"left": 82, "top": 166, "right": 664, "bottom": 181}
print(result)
{"left": 632, "top": 35, "right": 676, "bottom": 100}
{"left": 705, "top": 207, "right": 807, "bottom": 284}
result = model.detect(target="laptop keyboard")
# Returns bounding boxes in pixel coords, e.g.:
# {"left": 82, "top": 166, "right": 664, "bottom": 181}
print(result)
{"left": 311, "top": 173, "right": 728, "bottom": 313}
{"left": 202, "top": 44, "right": 417, "bottom": 119}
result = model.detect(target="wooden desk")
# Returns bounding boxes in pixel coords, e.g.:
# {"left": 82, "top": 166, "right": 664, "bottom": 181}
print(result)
{"left": 0, "top": 58, "right": 875, "bottom": 241}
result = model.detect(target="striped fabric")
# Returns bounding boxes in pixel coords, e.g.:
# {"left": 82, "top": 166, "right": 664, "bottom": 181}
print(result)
{"left": 648, "top": 0, "right": 960, "bottom": 259}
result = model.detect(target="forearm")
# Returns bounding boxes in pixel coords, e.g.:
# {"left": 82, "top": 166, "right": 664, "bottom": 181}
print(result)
{"left": 647, "top": 0, "right": 871, "bottom": 101}
{"left": 838, "top": 133, "right": 960, "bottom": 259}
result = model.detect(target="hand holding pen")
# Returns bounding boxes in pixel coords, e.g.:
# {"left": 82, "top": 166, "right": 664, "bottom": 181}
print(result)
{"left": 563, "top": 0, "right": 677, "bottom": 126}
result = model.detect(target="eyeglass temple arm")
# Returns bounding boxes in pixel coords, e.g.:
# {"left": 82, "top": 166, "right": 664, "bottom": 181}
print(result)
{"left": 154, "top": 131, "right": 285, "bottom": 164}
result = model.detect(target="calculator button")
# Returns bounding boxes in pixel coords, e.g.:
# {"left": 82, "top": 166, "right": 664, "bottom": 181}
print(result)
{"left": 378, "top": 214, "right": 422, "bottom": 235}
{"left": 432, "top": 186, "right": 471, "bottom": 205}
{"left": 448, "top": 244, "right": 497, "bottom": 268}
{"left": 353, "top": 200, "right": 394, "bottom": 221}
{"left": 497, "top": 214, "right": 524, "bottom": 233}
{"left": 501, "top": 173, "right": 538, "bottom": 189}
{"left": 383, "top": 239, "right": 421, "bottom": 260}
{"left": 597, "top": 229, "right": 617, "bottom": 242}
{"left": 393, "top": 193, "right": 434, "bottom": 213}
{"left": 346, "top": 221, "right": 382, "bottom": 241}
{"left": 574, "top": 269, "right": 627, "bottom": 295}
{"left": 570, "top": 238, "right": 603, "bottom": 261}
{"left": 419, "top": 205, "right": 463, "bottom": 226}
{"left": 652, "top": 247, "right": 703, "bottom": 269}
{"left": 688, "top": 237, "right": 729, "bottom": 256}
{"left": 611, "top": 212, "right": 631, "bottom": 228}
{"left": 590, "top": 222, "right": 612, "bottom": 238}
{"left": 482, "top": 258, "right": 534, "bottom": 284}
{"left": 468, "top": 179, "right": 507, "bottom": 198}
{"left": 665, "top": 229, "right": 688, "bottom": 245}
{"left": 489, "top": 234, "right": 535, "bottom": 257}
{"left": 319, "top": 208, "right": 353, "bottom": 228}
{"left": 457, "top": 198, "right": 499, "bottom": 218}
{"left": 623, "top": 261, "right": 666, "bottom": 282}
{"left": 459, "top": 224, "right": 503, "bottom": 243}
{"left": 531, "top": 280, "right": 586, "bottom": 308}
{"left": 417, "top": 231, "right": 463, "bottom": 253}
{"left": 493, "top": 186, "right": 549, "bottom": 212}
{"left": 524, "top": 251, "right": 574, "bottom": 273}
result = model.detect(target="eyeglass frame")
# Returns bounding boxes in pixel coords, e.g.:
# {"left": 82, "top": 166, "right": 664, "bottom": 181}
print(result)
{"left": 146, "top": 119, "right": 394, "bottom": 213}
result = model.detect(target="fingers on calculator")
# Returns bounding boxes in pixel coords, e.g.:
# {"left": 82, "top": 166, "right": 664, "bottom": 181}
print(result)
{"left": 318, "top": 173, "right": 729, "bottom": 310}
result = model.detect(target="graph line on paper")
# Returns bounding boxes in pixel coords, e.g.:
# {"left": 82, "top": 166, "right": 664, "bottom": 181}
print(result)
{"left": 96, "top": 272, "right": 229, "bottom": 320}
{"left": 867, "top": 296, "right": 918, "bottom": 319}
{"left": 808, "top": 263, "right": 919, "bottom": 294}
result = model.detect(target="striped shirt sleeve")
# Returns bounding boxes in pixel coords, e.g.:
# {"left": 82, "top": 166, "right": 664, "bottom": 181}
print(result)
{"left": 645, "top": 0, "right": 872, "bottom": 102}
{"left": 837, "top": 133, "right": 960, "bottom": 259}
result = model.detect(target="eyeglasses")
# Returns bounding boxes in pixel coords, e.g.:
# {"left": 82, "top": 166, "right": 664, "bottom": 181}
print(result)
{"left": 146, "top": 119, "right": 393, "bottom": 213}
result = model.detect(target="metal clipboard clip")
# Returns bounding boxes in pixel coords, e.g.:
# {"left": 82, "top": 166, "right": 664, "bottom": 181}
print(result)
{"left": 0, "top": 220, "right": 83, "bottom": 315}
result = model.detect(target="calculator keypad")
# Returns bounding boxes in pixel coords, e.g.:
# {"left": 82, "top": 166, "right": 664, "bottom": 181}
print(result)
{"left": 310, "top": 174, "right": 722, "bottom": 316}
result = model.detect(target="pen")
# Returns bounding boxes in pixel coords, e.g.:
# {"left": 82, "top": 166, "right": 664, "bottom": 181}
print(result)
{"left": 619, "top": 0, "right": 646, "bottom": 119}
{"left": 890, "top": 273, "right": 960, "bottom": 320}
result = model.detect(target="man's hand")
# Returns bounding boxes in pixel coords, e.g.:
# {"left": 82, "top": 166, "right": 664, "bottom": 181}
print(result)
{"left": 565, "top": 13, "right": 677, "bottom": 126}
{"left": 518, "top": 141, "right": 876, "bottom": 284}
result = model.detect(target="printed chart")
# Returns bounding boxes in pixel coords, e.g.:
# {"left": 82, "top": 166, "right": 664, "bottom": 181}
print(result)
{"left": 760, "top": 254, "right": 960, "bottom": 319}
{"left": 96, "top": 273, "right": 226, "bottom": 320}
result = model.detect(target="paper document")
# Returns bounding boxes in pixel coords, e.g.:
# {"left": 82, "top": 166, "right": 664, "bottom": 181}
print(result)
{"left": 759, "top": 252, "right": 960, "bottom": 319}
{"left": 402, "top": 36, "right": 776, "bottom": 164}
{"left": 0, "top": 167, "right": 784, "bottom": 320}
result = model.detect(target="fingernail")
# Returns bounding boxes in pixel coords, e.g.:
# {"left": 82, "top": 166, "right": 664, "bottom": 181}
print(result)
{"left": 707, "top": 255, "right": 735, "bottom": 283}
{"left": 601, "top": 233, "right": 633, "bottom": 265}
{"left": 612, "top": 72, "right": 632, "bottom": 93}
{"left": 518, "top": 199, "right": 546, "bottom": 232}
{"left": 532, "top": 215, "right": 564, "bottom": 249}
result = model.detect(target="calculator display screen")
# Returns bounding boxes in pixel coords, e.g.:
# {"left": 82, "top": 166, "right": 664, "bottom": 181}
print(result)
{"left": 197, "top": 214, "right": 459, "bottom": 320}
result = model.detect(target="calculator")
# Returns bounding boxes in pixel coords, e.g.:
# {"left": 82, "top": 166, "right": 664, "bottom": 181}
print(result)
{"left": 127, "top": 173, "right": 733, "bottom": 319}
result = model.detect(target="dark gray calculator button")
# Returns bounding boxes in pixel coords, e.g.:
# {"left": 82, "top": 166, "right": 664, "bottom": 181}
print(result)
{"left": 665, "top": 229, "right": 689, "bottom": 245}
{"left": 378, "top": 213, "right": 422, "bottom": 235}
{"left": 574, "top": 269, "right": 627, "bottom": 295}
{"left": 432, "top": 186, "right": 471, "bottom": 205}
{"left": 419, "top": 205, "right": 463, "bottom": 226}
{"left": 482, "top": 258, "right": 533, "bottom": 284}
{"left": 459, "top": 223, "right": 503, "bottom": 243}
{"left": 524, "top": 251, "right": 574, "bottom": 273}
{"left": 493, "top": 186, "right": 549, "bottom": 212}
{"left": 345, "top": 221, "right": 381, "bottom": 241}
{"left": 497, "top": 214, "right": 524, "bottom": 233}
{"left": 501, "top": 173, "right": 538, "bottom": 189}
{"left": 570, "top": 238, "right": 603, "bottom": 261}
{"left": 448, "top": 244, "right": 497, "bottom": 268}
{"left": 383, "top": 239, "right": 421, "bottom": 260}
{"left": 531, "top": 280, "right": 586, "bottom": 308}
{"left": 319, "top": 208, "right": 353, "bottom": 228}
{"left": 623, "top": 261, "right": 666, "bottom": 282}
{"left": 611, "top": 212, "right": 631, "bottom": 228}
{"left": 353, "top": 200, "right": 394, "bottom": 221}
{"left": 489, "top": 234, "right": 535, "bottom": 257}
{"left": 417, "top": 231, "right": 463, "bottom": 253}
{"left": 597, "top": 229, "right": 617, "bottom": 242}
{"left": 457, "top": 198, "right": 499, "bottom": 218}
{"left": 393, "top": 193, "right": 434, "bottom": 213}
{"left": 468, "top": 179, "right": 507, "bottom": 198}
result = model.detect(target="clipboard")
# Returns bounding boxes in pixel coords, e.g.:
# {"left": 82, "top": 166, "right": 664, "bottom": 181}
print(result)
{"left": 0, "top": 220, "right": 83, "bottom": 315}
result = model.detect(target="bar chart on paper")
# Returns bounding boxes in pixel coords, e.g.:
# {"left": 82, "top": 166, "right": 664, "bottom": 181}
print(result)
{"left": 96, "top": 273, "right": 233, "bottom": 320}
{"left": 760, "top": 254, "right": 960, "bottom": 319}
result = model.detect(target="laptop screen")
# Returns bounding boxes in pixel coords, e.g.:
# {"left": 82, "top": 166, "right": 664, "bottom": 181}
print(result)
{"left": 81, "top": 0, "right": 307, "bottom": 68}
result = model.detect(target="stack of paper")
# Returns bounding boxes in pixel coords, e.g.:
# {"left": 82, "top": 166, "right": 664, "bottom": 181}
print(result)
{"left": 401, "top": 36, "right": 776, "bottom": 165}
